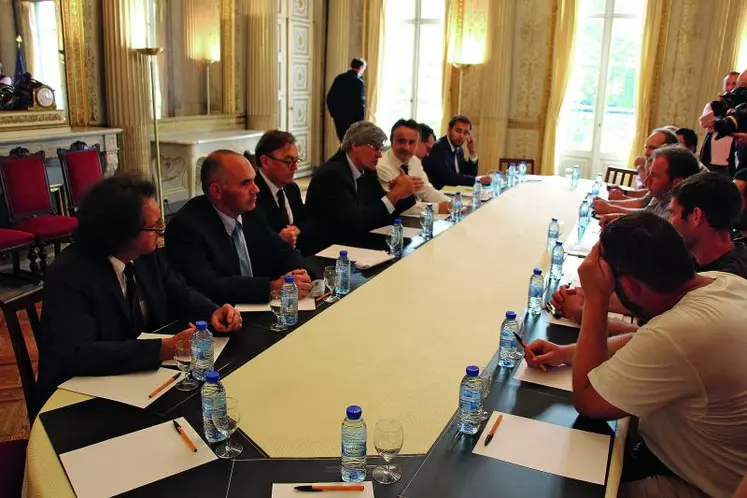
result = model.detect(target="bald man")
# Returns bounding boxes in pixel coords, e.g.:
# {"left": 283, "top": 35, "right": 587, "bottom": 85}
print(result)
{"left": 165, "top": 150, "right": 312, "bottom": 305}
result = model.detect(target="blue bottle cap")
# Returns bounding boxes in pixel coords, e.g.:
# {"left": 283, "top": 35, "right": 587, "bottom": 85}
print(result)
{"left": 533, "top": 268, "right": 542, "bottom": 275}
{"left": 195, "top": 320, "right": 208, "bottom": 330}
{"left": 555, "top": 240, "right": 563, "bottom": 246}
{"left": 285, "top": 275, "right": 295, "bottom": 283}
{"left": 466, "top": 365, "right": 480, "bottom": 377}
{"left": 205, "top": 371, "right": 220, "bottom": 383}
{"left": 551, "top": 217, "right": 558, "bottom": 221}
{"left": 340, "top": 250, "right": 348, "bottom": 257}
{"left": 506, "top": 311, "right": 517, "bottom": 320}
{"left": 394, "top": 219, "right": 401, "bottom": 225}
{"left": 346, "top": 405, "right": 362, "bottom": 420}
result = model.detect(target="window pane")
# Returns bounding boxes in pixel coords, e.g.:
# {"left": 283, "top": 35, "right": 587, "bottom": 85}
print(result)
{"left": 388, "top": 0, "right": 416, "bottom": 21}
{"left": 420, "top": 0, "right": 446, "bottom": 19}
{"left": 600, "top": 17, "right": 643, "bottom": 155}
{"left": 614, "top": 0, "right": 644, "bottom": 16}
{"left": 581, "top": 0, "right": 607, "bottom": 16}
{"left": 415, "top": 23, "right": 444, "bottom": 132}
{"left": 378, "top": 23, "right": 416, "bottom": 134}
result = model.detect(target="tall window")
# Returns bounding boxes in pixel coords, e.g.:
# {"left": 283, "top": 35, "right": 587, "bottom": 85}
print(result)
{"left": 28, "top": 0, "right": 65, "bottom": 110}
{"left": 378, "top": 0, "right": 445, "bottom": 137}
{"left": 556, "top": 0, "right": 645, "bottom": 177}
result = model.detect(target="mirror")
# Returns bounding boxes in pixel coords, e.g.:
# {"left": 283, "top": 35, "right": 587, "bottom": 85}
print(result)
{"left": 150, "top": 0, "right": 223, "bottom": 118}
{"left": 0, "top": 0, "right": 66, "bottom": 116}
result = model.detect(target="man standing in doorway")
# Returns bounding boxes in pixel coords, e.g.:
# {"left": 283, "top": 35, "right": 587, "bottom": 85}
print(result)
{"left": 326, "top": 58, "right": 367, "bottom": 142}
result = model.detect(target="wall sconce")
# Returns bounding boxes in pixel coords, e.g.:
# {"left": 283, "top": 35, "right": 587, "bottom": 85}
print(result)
{"left": 446, "top": 0, "right": 489, "bottom": 113}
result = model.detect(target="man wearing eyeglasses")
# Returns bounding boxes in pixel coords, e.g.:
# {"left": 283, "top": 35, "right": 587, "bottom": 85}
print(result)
{"left": 306, "top": 121, "right": 421, "bottom": 249}
{"left": 165, "top": 150, "right": 313, "bottom": 306}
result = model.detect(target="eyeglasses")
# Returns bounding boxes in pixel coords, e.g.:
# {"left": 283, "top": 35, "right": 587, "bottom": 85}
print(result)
{"left": 142, "top": 218, "right": 165, "bottom": 233}
{"left": 365, "top": 143, "right": 384, "bottom": 154}
{"left": 268, "top": 155, "right": 300, "bottom": 168}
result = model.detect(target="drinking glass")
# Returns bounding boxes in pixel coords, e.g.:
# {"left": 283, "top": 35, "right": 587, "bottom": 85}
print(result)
{"left": 323, "top": 266, "right": 339, "bottom": 303}
{"left": 385, "top": 229, "right": 398, "bottom": 256}
{"left": 174, "top": 340, "right": 198, "bottom": 391}
{"left": 373, "top": 419, "right": 404, "bottom": 484}
{"left": 269, "top": 296, "right": 288, "bottom": 332}
{"left": 479, "top": 368, "right": 492, "bottom": 421}
{"left": 212, "top": 397, "right": 243, "bottom": 459}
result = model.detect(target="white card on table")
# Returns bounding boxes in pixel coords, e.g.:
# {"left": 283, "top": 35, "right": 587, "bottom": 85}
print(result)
{"left": 269, "top": 296, "right": 316, "bottom": 311}
{"left": 513, "top": 360, "right": 572, "bottom": 392}
{"left": 137, "top": 333, "right": 229, "bottom": 367}
{"left": 59, "top": 367, "right": 181, "bottom": 408}
{"left": 370, "top": 225, "right": 423, "bottom": 239}
{"left": 271, "top": 482, "right": 374, "bottom": 498}
{"left": 235, "top": 303, "right": 271, "bottom": 312}
{"left": 546, "top": 310, "right": 634, "bottom": 329}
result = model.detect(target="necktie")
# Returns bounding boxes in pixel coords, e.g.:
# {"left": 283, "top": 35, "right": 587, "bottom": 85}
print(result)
{"left": 400, "top": 164, "right": 410, "bottom": 175}
{"left": 231, "top": 221, "right": 254, "bottom": 277}
{"left": 355, "top": 173, "right": 364, "bottom": 192}
{"left": 124, "top": 263, "right": 144, "bottom": 335}
{"left": 276, "top": 188, "right": 290, "bottom": 226}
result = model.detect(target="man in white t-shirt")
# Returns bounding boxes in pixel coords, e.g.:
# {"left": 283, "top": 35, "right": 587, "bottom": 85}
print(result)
{"left": 525, "top": 212, "right": 747, "bottom": 497}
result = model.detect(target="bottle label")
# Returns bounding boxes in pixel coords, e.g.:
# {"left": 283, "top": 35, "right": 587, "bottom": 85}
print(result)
{"left": 342, "top": 442, "right": 366, "bottom": 458}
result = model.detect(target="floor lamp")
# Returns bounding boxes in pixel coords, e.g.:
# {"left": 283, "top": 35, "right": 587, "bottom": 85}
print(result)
{"left": 136, "top": 47, "right": 165, "bottom": 216}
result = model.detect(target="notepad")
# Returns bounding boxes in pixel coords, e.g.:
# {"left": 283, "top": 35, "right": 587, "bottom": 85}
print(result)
{"left": 442, "top": 185, "right": 475, "bottom": 197}
{"left": 473, "top": 412, "right": 610, "bottom": 485}
{"left": 59, "top": 417, "right": 216, "bottom": 498}
{"left": 513, "top": 360, "right": 572, "bottom": 392}
{"left": 137, "top": 333, "right": 229, "bottom": 367}
{"left": 271, "top": 482, "right": 374, "bottom": 498}
{"left": 370, "top": 225, "right": 423, "bottom": 239}
{"left": 316, "top": 245, "right": 395, "bottom": 269}
{"left": 59, "top": 368, "right": 182, "bottom": 408}
{"left": 546, "top": 310, "right": 635, "bottom": 329}
{"left": 235, "top": 297, "right": 316, "bottom": 313}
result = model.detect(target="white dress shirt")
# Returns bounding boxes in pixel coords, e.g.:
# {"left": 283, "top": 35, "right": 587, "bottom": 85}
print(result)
{"left": 447, "top": 137, "right": 478, "bottom": 174}
{"left": 701, "top": 102, "right": 734, "bottom": 166}
{"left": 376, "top": 148, "right": 449, "bottom": 204}
{"left": 213, "top": 206, "right": 254, "bottom": 268}
{"left": 258, "top": 169, "right": 294, "bottom": 224}
{"left": 345, "top": 153, "right": 395, "bottom": 214}
{"left": 109, "top": 256, "right": 148, "bottom": 322}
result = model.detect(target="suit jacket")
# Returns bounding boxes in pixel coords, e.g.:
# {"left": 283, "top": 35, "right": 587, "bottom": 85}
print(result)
{"left": 422, "top": 136, "right": 479, "bottom": 190}
{"left": 36, "top": 245, "right": 218, "bottom": 408}
{"left": 164, "top": 195, "right": 311, "bottom": 306}
{"left": 326, "top": 70, "right": 365, "bottom": 126}
{"left": 305, "top": 150, "right": 416, "bottom": 250}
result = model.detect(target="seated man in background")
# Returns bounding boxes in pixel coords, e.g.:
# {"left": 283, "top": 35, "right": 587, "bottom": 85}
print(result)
{"left": 422, "top": 114, "right": 491, "bottom": 190}
{"left": 250, "top": 130, "right": 316, "bottom": 255}
{"left": 526, "top": 213, "right": 747, "bottom": 497}
{"left": 415, "top": 123, "right": 436, "bottom": 161}
{"left": 377, "top": 119, "right": 451, "bottom": 215}
{"left": 305, "top": 121, "right": 420, "bottom": 249}
{"left": 676, "top": 127, "right": 698, "bottom": 154}
{"left": 165, "top": 150, "right": 312, "bottom": 305}
{"left": 36, "top": 175, "right": 242, "bottom": 408}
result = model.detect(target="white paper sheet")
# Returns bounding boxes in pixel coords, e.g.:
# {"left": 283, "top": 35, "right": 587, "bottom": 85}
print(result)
{"left": 137, "top": 333, "right": 229, "bottom": 367}
{"left": 236, "top": 296, "right": 316, "bottom": 312}
{"left": 59, "top": 417, "right": 216, "bottom": 498}
{"left": 271, "top": 482, "right": 374, "bottom": 498}
{"left": 59, "top": 368, "right": 182, "bottom": 408}
{"left": 270, "top": 296, "right": 316, "bottom": 311}
{"left": 546, "top": 310, "right": 634, "bottom": 329}
{"left": 316, "top": 245, "right": 395, "bottom": 269}
{"left": 513, "top": 360, "right": 572, "bottom": 392}
{"left": 370, "top": 225, "right": 423, "bottom": 239}
{"left": 473, "top": 412, "right": 610, "bottom": 485}
{"left": 400, "top": 210, "right": 448, "bottom": 221}
{"left": 564, "top": 219, "right": 601, "bottom": 257}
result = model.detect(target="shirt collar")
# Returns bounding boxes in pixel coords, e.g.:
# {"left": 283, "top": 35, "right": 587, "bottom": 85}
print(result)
{"left": 382, "top": 148, "right": 409, "bottom": 169}
{"left": 213, "top": 206, "right": 242, "bottom": 236}
{"left": 258, "top": 168, "right": 282, "bottom": 198}
{"left": 345, "top": 153, "right": 363, "bottom": 182}
{"left": 108, "top": 256, "right": 127, "bottom": 278}
{"left": 447, "top": 136, "right": 457, "bottom": 153}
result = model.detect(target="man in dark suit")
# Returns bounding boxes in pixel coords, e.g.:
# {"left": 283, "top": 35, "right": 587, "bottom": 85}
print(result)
{"left": 305, "top": 121, "right": 422, "bottom": 250}
{"left": 326, "top": 57, "right": 366, "bottom": 142}
{"left": 423, "top": 114, "right": 491, "bottom": 190}
{"left": 36, "top": 175, "right": 242, "bottom": 408}
{"left": 165, "top": 150, "right": 312, "bottom": 306}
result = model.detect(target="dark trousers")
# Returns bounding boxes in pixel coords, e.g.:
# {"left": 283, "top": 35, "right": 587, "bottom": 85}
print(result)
{"left": 622, "top": 439, "right": 676, "bottom": 482}
{"left": 333, "top": 118, "right": 354, "bottom": 142}
{"left": 705, "top": 163, "right": 733, "bottom": 179}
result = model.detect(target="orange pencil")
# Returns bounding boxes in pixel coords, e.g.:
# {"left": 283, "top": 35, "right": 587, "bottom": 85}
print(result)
{"left": 294, "top": 485, "right": 366, "bottom": 492}
{"left": 483, "top": 414, "right": 504, "bottom": 446}
{"left": 148, "top": 372, "right": 180, "bottom": 398}
{"left": 513, "top": 331, "right": 548, "bottom": 372}
{"left": 172, "top": 420, "right": 197, "bottom": 452}
{"left": 316, "top": 292, "right": 332, "bottom": 303}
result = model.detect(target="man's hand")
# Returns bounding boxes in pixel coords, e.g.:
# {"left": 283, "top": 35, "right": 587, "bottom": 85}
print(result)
{"left": 211, "top": 304, "right": 243, "bottom": 332}
{"left": 700, "top": 110, "right": 715, "bottom": 131}
{"left": 550, "top": 286, "right": 585, "bottom": 323}
{"left": 437, "top": 200, "right": 451, "bottom": 214}
{"left": 592, "top": 198, "right": 614, "bottom": 215}
{"left": 479, "top": 175, "right": 492, "bottom": 186}
{"left": 270, "top": 269, "right": 312, "bottom": 299}
{"left": 577, "top": 243, "right": 615, "bottom": 304}
{"left": 524, "top": 339, "right": 573, "bottom": 368}
{"left": 465, "top": 133, "right": 477, "bottom": 157}
{"left": 159, "top": 325, "right": 195, "bottom": 361}
{"left": 279, "top": 225, "right": 300, "bottom": 248}
{"left": 608, "top": 189, "right": 626, "bottom": 201}
{"left": 388, "top": 171, "right": 423, "bottom": 201}
{"left": 599, "top": 213, "right": 623, "bottom": 228}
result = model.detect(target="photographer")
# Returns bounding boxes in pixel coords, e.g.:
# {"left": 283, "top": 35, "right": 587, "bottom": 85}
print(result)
{"left": 699, "top": 71, "right": 740, "bottom": 177}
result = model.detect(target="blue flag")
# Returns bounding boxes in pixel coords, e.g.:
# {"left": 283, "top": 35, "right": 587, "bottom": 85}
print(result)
{"left": 13, "top": 43, "right": 26, "bottom": 86}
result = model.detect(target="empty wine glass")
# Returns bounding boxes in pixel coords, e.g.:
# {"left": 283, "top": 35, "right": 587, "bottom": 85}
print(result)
{"left": 212, "top": 397, "right": 243, "bottom": 459}
{"left": 269, "top": 295, "right": 288, "bottom": 332}
{"left": 479, "top": 367, "right": 492, "bottom": 421}
{"left": 323, "top": 266, "right": 339, "bottom": 303}
{"left": 385, "top": 230, "right": 397, "bottom": 256}
{"left": 174, "top": 340, "right": 198, "bottom": 391}
{"left": 373, "top": 419, "right": 404, "bottom": 484}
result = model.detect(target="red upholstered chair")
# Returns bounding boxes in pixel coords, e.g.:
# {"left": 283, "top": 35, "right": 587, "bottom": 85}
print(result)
{"left": 0, "top": 148, "right": 78, "bottom": 275}
{"left": 57, "top": 141, "right": 104, "bottom": 211}
{"left": 0, "top": 228, "right": 35, "bottom": 277}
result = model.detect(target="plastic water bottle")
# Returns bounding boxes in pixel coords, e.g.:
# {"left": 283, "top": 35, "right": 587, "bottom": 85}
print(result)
{"left": 528, "top": 269, "right": 544, "bottom": 315}
{"left": 508, "top": 163, "right": 517, "bottom": 187}
{"left": 451, "top": 192, "right": 463, "bottom": 222}
{"left": 420, "top": 203, "right": 434, "bottom": 239}
{"left": 201, "top": 371, "right": 227, "bottom": 443}
{"left": 458, "top": 365, "right": 483, "bottom": 435}
{"left": 579, "top": 199, "right": 591, "bottom": 236}
{"left": 341, "top": 405, "right": 367, "bottom": 482}
{"left": 550, "top": 241, "right": 564, "bottom": 280}
{"left": 591, "top": 173, "right": 603, "bottom": 196}
{"left": 390, "top": 219, "right": 404, "bottom": 256}
{"left": 547, "top": 217, "right": 560, "bottom": 251}
{"left": 191, "top": 320, "right": 214, "bottom": 382}
{"left": 281, "top": 275, "right": 298, "bottom": 326}
{"left": 499, "top": 312, "right": 519, "bottom": 368}
{"left": 336, "top": 250, "right": 351, "bottom": 296}
{"left": 518, "top": 161, "right": 528, "bottom": 183}
{"left": 472, "top": 180, "right": 482, "bottom": 210}
{"left": 491, "top": 171, "right": 502, "bottom": 197}
{"left": 571, "top": 165, "right": 580, "bottom": 188}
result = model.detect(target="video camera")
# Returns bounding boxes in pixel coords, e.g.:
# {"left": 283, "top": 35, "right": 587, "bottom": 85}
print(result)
{"left": 709, "top": 86, "right": 747, "bottom": 139}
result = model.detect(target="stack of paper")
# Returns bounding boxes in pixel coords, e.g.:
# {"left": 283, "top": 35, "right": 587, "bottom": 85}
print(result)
{"left": 513, "top": 361, "right": 572, "bottom": 392}
{"left": 137, "top": 333, "right": 229, "bottom": 367}
{"left": 235, "top": 297, "right": 317, "bottom": 313}
{"left": 316, "top": 245, "right": 395, "bottom": 269}
{"left": 370, "top": 225, "right": 423, "bottom": 239}
{"left": 59, "top": 368, "right": 183, "bottom": 408}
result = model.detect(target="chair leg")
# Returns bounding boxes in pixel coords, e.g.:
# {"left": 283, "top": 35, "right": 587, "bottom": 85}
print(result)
{"left": 38, "top": 244, "right": 48, "bottom": 276}
{"left": 4, "top": 306, "right": 36, "bottom": 424}
{"left": 28, "top": 245, "right": 40, "bottom": 277}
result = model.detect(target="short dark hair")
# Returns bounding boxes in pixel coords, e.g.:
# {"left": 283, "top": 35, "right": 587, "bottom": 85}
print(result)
{"left": 390, "top": 119, "right": 420, "bottom": 140}
{"left": 651, "top": 127, "right": 680, "bottom": 145}
{"left": 75, "top": 174, "right": 157, "bottom": 257}
{"left": 254, "top": 130, "right": 296, "bottom": 167}
{"left": 676, "top": 128, "right": 698, "bottom": 151}
{"left": 671, "top": 172, "right": 742, "bottom": 230}
{"left": 351, "top": 58, "right": 366, "bottom": 69}
{"left": 200, "top": 149, "right": 243, "bottom": 193}
{"left": 726, "top": 71, "right": 740, "bottom": 79}
{"left": 418, "top": 123, "right": 435, "bottom": 142}
{"left": 448, "top": 114, "right": 472, "bottom": 129}
{"left": 600, "top": 212, "right": 695, "bottom": 293}
{"left": 650, "top": 145, "right": 701, "bottom": 182}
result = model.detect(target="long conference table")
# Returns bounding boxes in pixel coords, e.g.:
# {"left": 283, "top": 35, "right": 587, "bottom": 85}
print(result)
{"left": 23, "top": 176, "right": 628, "bottom": 498}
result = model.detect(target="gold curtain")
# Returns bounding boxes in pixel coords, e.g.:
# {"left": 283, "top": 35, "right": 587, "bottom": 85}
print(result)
{"left": 627, "top": 0, "right": 671, "bottom": 167}
{"left": 440, "top": 0, "right": 457, "bottom": 135}
{"left": 540, "top": 0, "right": 575, "bottom": 175}
{"left": 0, "top": 0, "right": 15, "bottom": 78}
{"left": 245, "top": 0, "right": 277, "bottom": 130}
{"left": 323, "top": 0, "right": 353, "bottom": 157}
{"left": 362, "top": 0, "right": 385, "bottom": 123}
{"left": 18, "top": 1, "right": 36, "bottom": 77}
